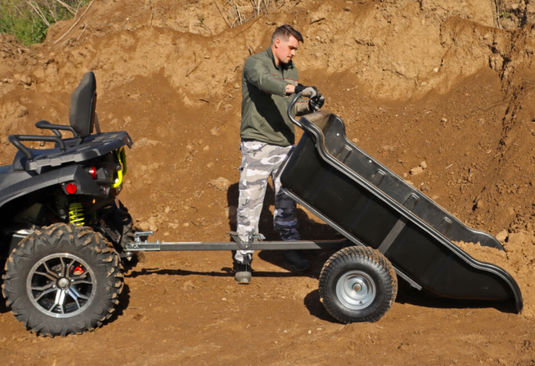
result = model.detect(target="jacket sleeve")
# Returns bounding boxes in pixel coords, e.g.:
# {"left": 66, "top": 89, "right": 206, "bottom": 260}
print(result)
{"left": 244, "top": 57, "right": 288, "bottom": 97}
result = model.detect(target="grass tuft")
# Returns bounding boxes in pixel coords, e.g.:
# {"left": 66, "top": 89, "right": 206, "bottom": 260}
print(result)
{"left": 0, "top": 0, "right": 89, "bottom": 45}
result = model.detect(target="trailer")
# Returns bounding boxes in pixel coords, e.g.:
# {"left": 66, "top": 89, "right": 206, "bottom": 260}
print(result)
{"left": 127, "top": 92, "right": 523, "bottom": 323}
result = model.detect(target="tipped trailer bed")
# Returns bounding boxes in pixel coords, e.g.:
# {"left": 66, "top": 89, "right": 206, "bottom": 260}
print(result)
{"left": 281, "top": 97, "right": 522, "bottom": 315}
{"left": 128, "top": 92, "right": 522, "bottom": 323}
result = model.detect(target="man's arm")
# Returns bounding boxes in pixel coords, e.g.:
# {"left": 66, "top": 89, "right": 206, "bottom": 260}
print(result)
{"left": 244, "top": 57, "right": 291, "bottom": 96}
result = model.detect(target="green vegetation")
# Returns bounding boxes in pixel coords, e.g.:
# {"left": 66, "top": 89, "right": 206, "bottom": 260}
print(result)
{"left": 0, "top": 0, "right": 90, "bottom": 45}
{"left": 498, "top": 12, "right": 513, "bottom": 19}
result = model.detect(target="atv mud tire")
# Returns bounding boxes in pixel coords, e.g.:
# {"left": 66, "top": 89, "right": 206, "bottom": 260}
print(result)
{"left": 319, "top": 245, "right": 398, "bottom": 323}
{"left": 2, "top": 223, "right": 123, "bottom": 336}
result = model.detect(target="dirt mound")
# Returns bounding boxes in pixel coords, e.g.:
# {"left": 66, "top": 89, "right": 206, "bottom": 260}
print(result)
{"left": 458, "top": 235, "right": 535, "bottom": 317}
{"left": 2, "top": 0, "right": 535, "bottom": 364}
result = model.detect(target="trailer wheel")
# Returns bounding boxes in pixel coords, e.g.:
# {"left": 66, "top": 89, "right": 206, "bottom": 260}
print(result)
{"left": 2, "top": 223, "right": 123, "bottom": 337}
{"left": 319, "top": 246, "right": 397, "bottom": 323}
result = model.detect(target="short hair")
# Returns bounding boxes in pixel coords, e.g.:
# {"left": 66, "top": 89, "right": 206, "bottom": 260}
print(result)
{"left": 271, "top": 24, "right": 304, "bottom": 44}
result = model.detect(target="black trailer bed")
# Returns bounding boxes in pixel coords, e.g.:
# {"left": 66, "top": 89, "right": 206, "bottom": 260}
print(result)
{"left": 280, "top": 110, "right": 523, "bottom": 312}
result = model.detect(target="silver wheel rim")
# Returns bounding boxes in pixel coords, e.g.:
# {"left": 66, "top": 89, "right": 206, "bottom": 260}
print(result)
{"left": 26, "top": 253, "right": 97, "bottom": 318}
{"left": 335, "top": 271, "right": 376, "bottom": 310}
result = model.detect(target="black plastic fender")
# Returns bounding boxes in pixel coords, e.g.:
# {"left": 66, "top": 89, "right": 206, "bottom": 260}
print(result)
{"left": 0, "top": 164, "right": 107, "bottom": 209}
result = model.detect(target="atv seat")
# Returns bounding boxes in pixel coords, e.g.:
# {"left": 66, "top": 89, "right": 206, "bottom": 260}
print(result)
{"left": 8, "top": 72, "right": 98, "bottom": 170}
{"left": 34, "top": 71, "right": 97, "bottom": 140}
{"left": 69, "top": 71, "right": 97, "bottom": 138}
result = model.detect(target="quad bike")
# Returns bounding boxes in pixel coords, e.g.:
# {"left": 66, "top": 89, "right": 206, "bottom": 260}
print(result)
{"left": 0, "top": 72, "right": 133, "bottom": 336}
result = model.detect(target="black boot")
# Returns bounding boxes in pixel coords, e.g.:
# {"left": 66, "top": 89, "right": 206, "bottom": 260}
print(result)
{"left": 234, "top": 254, "right": 253, "bottom": 284}
{"left": 284, "top": 250, "right": 310, "bottom": 272}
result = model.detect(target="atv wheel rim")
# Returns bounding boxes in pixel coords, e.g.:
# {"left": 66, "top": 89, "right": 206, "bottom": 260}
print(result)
{"left": 336, "top": 271, "right": 376, "bottom": 310}
{"left": 27, "top": 253, "right": 97, "bottom": 318}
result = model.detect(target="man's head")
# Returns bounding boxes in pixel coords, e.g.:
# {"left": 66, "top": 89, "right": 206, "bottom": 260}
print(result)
{"left": 271, "top": 25, "right": 303, "bottom": 66}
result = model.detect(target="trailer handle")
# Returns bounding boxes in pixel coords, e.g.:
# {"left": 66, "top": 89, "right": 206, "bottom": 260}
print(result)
{"left": 287, "top": 90, "right": 314, "bottom": 129}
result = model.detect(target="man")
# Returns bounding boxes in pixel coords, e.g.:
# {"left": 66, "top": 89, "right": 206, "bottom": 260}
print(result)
{"left": 234, "top": 24, "right": 325, "bottom": 284}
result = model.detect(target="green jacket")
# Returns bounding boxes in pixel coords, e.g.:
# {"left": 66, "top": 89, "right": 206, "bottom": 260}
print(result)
{"left": 241, "top": 47, "right": 309, "bottom": 146}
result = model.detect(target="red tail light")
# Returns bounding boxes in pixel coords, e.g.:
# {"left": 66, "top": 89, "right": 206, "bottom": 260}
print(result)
{"left": 66, "top": 183, "right": 77, "bottom": 194}
{"left": 88, "top": 167, "right": 97, "bottom": 179}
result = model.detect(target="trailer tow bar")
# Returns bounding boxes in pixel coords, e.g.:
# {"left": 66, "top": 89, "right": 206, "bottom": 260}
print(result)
{"left": 124, "top": 231, "right": 349, "bottom": 253}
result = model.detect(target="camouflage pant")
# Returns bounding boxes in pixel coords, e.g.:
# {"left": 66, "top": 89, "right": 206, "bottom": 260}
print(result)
{"left": 234, "top": 140, "right": 300, "bottom": 264}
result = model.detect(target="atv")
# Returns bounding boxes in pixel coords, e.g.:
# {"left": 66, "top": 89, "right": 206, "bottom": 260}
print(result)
{"left": 0, "top": 72, "right": 133, "bottom": 336}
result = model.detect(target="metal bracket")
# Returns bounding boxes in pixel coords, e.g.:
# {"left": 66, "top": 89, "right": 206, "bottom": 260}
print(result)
{"left": 377, "top": 194, "right": 420, "bottom": 254}
{"left": 131, "top": 231, "right": 159, "bottom": 249}
{"left": 228, "top": 231, "right": 266, "bottom": 250}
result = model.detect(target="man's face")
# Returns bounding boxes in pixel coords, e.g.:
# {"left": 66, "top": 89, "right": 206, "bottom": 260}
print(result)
{"left": 273, "top": 35, "right": 299, "bottom": 65}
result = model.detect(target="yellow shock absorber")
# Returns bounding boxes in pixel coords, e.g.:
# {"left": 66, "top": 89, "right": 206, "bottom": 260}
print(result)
{"left": 69, "top": 202, "right": 85, "bottom": 226}
{"left": 112, "top": 148, "right": 126, "bottom": 189}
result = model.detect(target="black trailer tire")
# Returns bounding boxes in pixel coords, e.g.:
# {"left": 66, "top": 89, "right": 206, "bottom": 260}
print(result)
{"left": 2, "top": 223, "right": 123, "bottom": 337}
{"left": 319, "top": 246, "right": 397, "bottom": 323}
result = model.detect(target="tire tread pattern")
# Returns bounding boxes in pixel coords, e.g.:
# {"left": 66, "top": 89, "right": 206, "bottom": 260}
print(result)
{"left": 2, "top": 223, "right": 123, "bottom": 337}
{"left": 319, "top": 245, "right": 398, "bottom": 323}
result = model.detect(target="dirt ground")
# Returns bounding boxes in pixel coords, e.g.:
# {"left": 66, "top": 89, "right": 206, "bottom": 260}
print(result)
{"left": 2, "top": 0, "right": 535, "bottom": 364}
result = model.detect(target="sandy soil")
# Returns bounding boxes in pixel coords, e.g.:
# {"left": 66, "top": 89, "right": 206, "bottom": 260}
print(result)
{"left": 457, "top": 233, "right": 535, "bottom": 319}
{"left": 1, "top": 0, "right": 535, "bottom": 364}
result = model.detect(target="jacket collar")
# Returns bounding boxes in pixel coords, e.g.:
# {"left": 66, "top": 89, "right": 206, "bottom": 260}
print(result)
{"left": 266, "top": 46, "right": 294, "bottom": 70}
